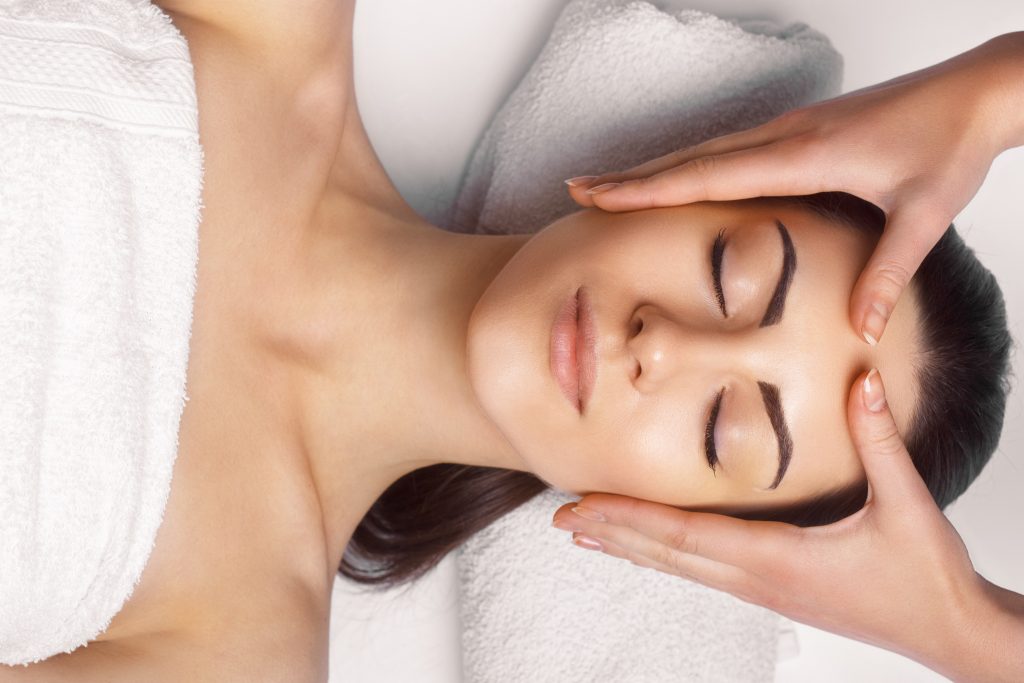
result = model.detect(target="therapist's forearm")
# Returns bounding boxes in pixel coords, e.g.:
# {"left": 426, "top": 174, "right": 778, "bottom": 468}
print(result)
{"left": 922, "top": 576, "right": 1024, "bottom": 683}
{"left": 969, "top": 581, "right": 1024, "bottom": 683}
{"left": 982, "top": 31, "right": 1024, "bottom": 152}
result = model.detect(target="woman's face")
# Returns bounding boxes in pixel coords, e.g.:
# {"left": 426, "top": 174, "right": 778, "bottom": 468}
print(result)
{"left": 466, "top": 199, "right": 923, "bottom": 515}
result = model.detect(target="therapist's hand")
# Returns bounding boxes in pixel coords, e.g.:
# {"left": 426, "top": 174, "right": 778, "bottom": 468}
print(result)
{"left": 565, "top": 32, "right": 1024, "bottom": 347}
{"left": 551, "top": 370, "right": 1024, "bottom": 683}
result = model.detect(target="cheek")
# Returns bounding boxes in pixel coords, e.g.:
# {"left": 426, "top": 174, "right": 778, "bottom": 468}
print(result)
{"left": 544, "top": 406, "right": 699, "bottom": 501}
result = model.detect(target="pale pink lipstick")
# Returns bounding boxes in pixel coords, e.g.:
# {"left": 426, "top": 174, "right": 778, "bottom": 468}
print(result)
{"left": 550, "top": 287, "right": 598, "bottom": 414}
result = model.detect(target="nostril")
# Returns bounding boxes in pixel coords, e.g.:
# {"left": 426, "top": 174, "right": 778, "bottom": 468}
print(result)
{"left": 630, "top": 315, "right": 644, "bottom": 338}
{"left": 633, "top": 360, "right": 642, "bottom": 380}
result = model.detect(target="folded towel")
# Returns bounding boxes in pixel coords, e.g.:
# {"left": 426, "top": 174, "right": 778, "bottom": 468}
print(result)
{"left": 451, "top": 1, "right": 843, "bottom": 679}
{"left": 0, "top": 0, "right": 202, "bottom": 665}
{"left": 459, "top": 489, "right": 782, "bottom": 683}
{"left": 448, "top": 0, "right": 842, "bottom": 236}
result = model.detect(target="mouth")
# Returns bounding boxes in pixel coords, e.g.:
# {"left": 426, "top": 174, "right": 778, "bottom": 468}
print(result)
{"left": 550, "top": 287, "right": 598, "bottom": 414}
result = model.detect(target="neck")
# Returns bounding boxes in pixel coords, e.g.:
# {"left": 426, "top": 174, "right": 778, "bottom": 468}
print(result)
{"left": 284, "top": 192, "right": 531, "bottom": 575}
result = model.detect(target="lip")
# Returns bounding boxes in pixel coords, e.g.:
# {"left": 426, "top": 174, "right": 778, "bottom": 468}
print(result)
{"left": 550, "top": 287, "right": 598, "bottom": 414}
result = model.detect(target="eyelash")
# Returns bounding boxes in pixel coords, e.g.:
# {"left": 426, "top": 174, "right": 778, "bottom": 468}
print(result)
{"left": 711, "top": 228, "right": 727, "bottom": 317}
{"left": 704, "top": 387, "right": 725, "bottom": 474}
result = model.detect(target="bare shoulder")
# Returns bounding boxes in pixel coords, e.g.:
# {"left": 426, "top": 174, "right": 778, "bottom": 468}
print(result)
{"left": 152, "top": 0, "right": 355, "bottom": 73}
{"left": 153, "top": 0, "right": 353, "bottom": 169}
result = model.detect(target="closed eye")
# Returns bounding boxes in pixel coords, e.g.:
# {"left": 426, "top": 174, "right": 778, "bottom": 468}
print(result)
{"left": 711, "top": 228, "right": 727, "bottom": 317}
{"left": 704, "top": 387, "right": 725, "bottom": 474}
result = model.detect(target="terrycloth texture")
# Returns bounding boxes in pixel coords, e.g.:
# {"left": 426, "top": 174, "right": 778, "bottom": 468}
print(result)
{"left": 459, "top": 491, "right": 782, "bottom": 683}
{"left": 0, "top": 0, "right": 202, "bottom": 666}
{"left": 453, "top": 1, "right": 843, "bottom": 680}
{"left": 448, "top": 0, "right": 843, "bottom": 235}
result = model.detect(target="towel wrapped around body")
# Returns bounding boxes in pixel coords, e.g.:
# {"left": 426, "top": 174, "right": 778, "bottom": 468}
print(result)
{"left": 448, "top": 0, "right": 842, "bottom": 680}
{"left": 0, "top": 0, "right": 202, "bottom": 665}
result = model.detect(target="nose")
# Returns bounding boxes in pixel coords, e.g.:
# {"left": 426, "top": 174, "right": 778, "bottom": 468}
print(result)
{"left": 626, "top": 305, "right": 768, "bottom": 391}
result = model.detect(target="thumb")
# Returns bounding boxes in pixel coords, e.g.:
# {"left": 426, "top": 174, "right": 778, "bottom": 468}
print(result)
{"left": 847, "top": 368, "right": 935, "bottom": 510}
{"left": 850, "top": 204, "right": 948, "bottom": 346}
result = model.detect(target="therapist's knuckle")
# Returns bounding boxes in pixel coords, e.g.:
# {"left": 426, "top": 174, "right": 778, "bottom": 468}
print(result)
{"left": 872, "top": 259, "right": 913, "bottom": 295}
{"left": 689, "top": 154, "right": 718, "bottom": 188}
{"left": 664, "top": 524, "right": 698, "bottom": 555}
{"left": 791, "top": 130, "right": 831, "bottom": 173}
{"left": 616, "top": 176, "right": 655, "bottom": 209}
{"left": 651, "top": 542, "right": 681, "bottom": 571}
{"left": 869, "top": 423, "right": 906, "bottom": 456}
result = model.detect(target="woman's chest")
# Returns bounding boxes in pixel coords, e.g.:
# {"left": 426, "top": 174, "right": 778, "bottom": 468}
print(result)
{"left": 92, "top": 293, "right": 333, "bottom": 666}
{"left": 91, "top": 16, "right": 345, "bottom": 666}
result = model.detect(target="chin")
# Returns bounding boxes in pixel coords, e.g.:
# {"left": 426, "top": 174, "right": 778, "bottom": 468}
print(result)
{"left": 466, "top": 286, "right": 541, "bottom": 456}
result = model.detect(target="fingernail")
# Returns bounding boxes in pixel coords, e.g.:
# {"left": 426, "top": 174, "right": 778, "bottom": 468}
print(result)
{"left": 861, "top": 302, "right": 889, "bottom": 346}
{"left": 586, "top": 182, "right": 621, "bottom": 195}
{"left": 572, "top": 506, "right": 606, "bottom": 522}
{"left": 564, "top": 175, "right": 598, "bottom": 187}
{"left": 862, "top": 368, "right": 887, "bottom": 412}
{"left": 573, "top": 534, "right": 604, "bottom": 551}
{"left": 552, "top": 518, "right": 583, "bottom": 532}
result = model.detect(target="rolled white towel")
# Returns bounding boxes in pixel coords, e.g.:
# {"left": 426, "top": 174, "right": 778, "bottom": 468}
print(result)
{"left": 0, "top": 0, "right": 202, "bottom": 665}
{"left": 448, "top": 0, "right": 842, "bottom": 236}
{"left": 458, "top": 489, "right": 783, "bottom": 682}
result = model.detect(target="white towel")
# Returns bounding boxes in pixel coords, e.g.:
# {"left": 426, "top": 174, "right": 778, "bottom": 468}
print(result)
{"left": 448, "top": 0, "right": 842, "bottom": 236}
{"left": 0, "top": 0, "right": 202, "bottom": 666}
{"left": 459, "top": 490, "right": 783, "bottom": 683}
{"left": 451, "top": 1, "right": 842, "bottom": 680}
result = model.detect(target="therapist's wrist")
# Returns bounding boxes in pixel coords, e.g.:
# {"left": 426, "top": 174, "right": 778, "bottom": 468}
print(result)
{"left": 972, "top": 579, "right": 1024, "bottom": 683}
{"left": 932, "top": 574, "right": 1024, "bottom": 683}
{"left": 977, "top": 31, "right": 1024, "bottom": 153}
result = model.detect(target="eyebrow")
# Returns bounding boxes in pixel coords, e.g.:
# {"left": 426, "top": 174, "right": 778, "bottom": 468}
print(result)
{"left": 757, "top": 381, "right": 793, "bottom": 490}
{"left": 759, "top": 220, "right": 797, "bottom": 327}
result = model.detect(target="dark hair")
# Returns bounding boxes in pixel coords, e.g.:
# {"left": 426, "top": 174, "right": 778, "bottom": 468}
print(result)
{"left": 341, "top": 192, "right": 1013, "bottom": 588}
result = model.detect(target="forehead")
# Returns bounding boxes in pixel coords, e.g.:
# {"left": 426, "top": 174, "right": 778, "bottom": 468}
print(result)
{"left": 739, "top": 201, "right": 923, "bottom": 503}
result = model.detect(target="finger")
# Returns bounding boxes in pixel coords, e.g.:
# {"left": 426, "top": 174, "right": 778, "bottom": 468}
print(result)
{"left": 566, "top": 121, "right": 785, "bottom": 207}
{"left": 584, "top": 140, "right": 823, "bottom": 212}
{"left": 569, "top": 532, "right": 677, "bottom": 575}
{"left": 563, "top": 494, "right": 799, "bottom": 571}
{"left": 570, "top": 528, "right": 759, "bottom": 602}
{"left": 849, "top": 204, "right": 948, "bottom": 345}
{"left": 847, "top": 368, "right": 937, "bottom": 511}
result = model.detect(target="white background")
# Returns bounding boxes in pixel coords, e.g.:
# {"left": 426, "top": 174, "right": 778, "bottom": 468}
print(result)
{"left": 332, "top": 1, "right": 1024, "bottom": 681}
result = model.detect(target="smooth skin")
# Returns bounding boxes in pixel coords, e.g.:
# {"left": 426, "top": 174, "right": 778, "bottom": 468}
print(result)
{"left": 3, "top": 0, "right": 545, "bottom": 679}
{"left": 467, "top": 200, "right": 923, "bottom": 514}
{"left": 553, "top": 31, "right": 1024, "bottom": 683}
{"left": 1, "top": 4, "right": 1016, "bottom": 681}
{"left": 8, "top": 2, "right": 926, "bottom": 680}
